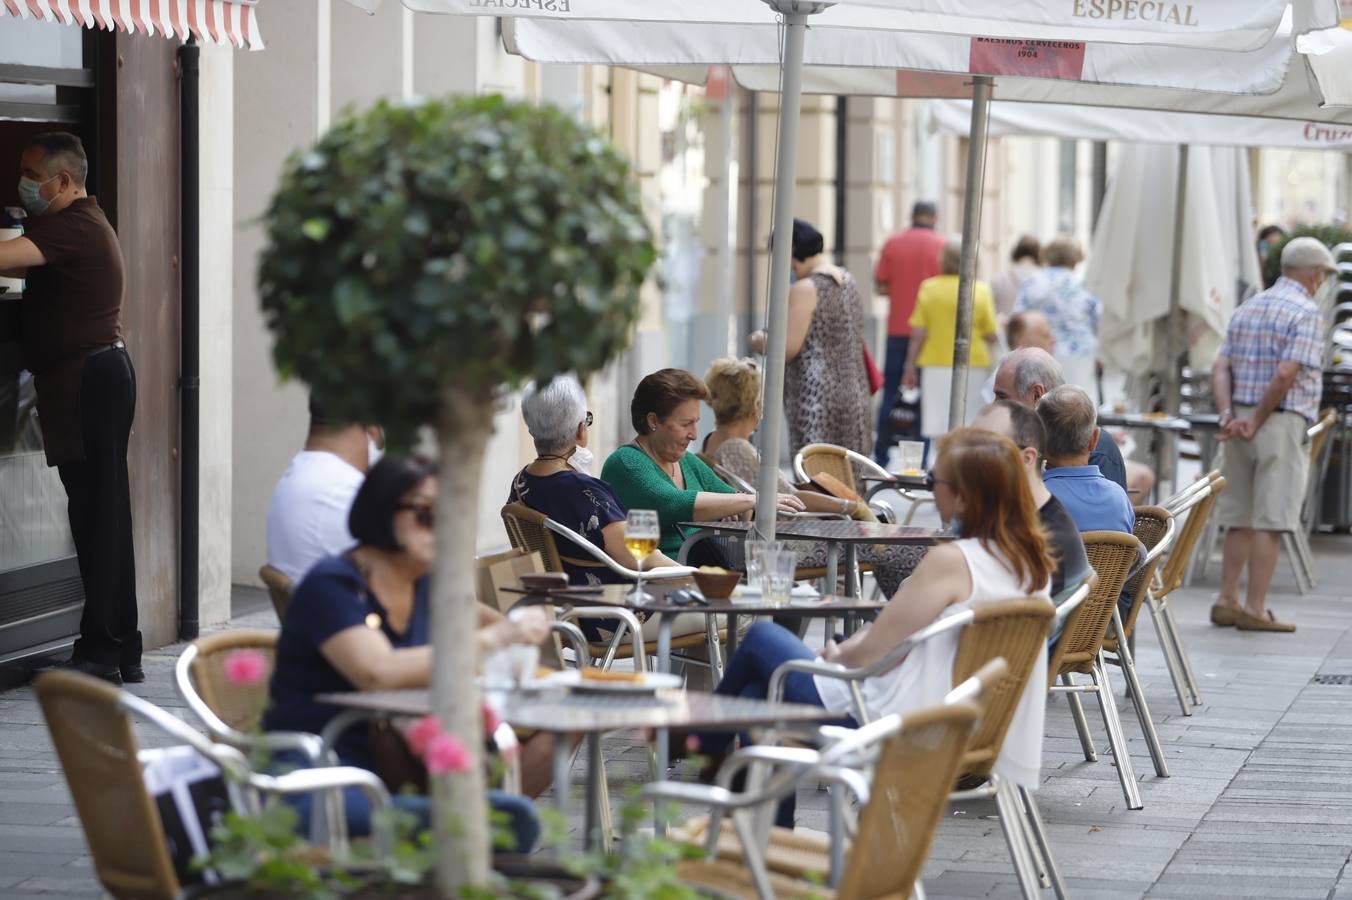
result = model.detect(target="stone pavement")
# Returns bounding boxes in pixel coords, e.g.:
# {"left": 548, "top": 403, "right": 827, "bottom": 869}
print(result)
{"left": 2, "top": 534, "right": 1351, "bottom": 898}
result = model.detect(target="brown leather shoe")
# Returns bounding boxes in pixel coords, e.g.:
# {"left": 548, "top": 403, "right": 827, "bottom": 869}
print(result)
{"left": 1210, "top": 604, "right": 1239, "bottom": 627}
{"left": 1236, "top": 609, "right": 1296, "bottom": 633}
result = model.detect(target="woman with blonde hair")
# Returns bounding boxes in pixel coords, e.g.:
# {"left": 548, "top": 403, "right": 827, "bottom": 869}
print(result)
{"left": 702, "top": 356, "right": 923, "bottom": 596}
{"left": 697, "top": 428, "right": 1056, "bottom": 790}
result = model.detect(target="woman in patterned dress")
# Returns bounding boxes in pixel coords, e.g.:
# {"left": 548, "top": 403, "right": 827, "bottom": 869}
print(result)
{"left": 1015, "top": 236, "right": 1102, "bottom": 392}
{"left": 749, "top": 219, "right": 872, "bottom": 459}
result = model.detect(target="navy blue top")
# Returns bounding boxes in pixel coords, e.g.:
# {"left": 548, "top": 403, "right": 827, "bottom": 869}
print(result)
{"left": 263, "top": 554, "right": 429, "bottom": 767}
{"left": 1089, "top": 434, "right": 1127, "bottom": 492}
{"left": 507, "top": 467, "right": 629, "bottom": 586}
{"left": 1043, "top": 465, "right": 1135, "bottom": 535}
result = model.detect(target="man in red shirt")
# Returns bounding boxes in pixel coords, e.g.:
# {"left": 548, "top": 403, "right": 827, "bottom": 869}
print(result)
{"left": 872, "top": 201, "right": 945, "bottom": 462}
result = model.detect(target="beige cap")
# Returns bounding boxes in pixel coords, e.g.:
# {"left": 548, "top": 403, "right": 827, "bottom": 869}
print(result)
{"left": 1281, "top": 236, "right": 1337, "bottom": 272}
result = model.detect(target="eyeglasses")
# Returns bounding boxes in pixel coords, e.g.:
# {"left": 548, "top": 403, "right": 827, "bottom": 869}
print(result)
{"left": 923, "top": 471, "right": 952, "bottom": 492}
{"left": 583, "top": 411, "right": 594, "bottom": 428}
{"left": 397, "top": 503, "right": 435, "bottom": 529}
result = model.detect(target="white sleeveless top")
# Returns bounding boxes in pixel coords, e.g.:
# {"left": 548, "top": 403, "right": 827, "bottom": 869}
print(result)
{"left": 814, "top": 538, "right": 1051, "bottom": 788}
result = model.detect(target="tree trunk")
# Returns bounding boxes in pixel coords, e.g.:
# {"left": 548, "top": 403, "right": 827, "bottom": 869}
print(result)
{"left": 431, "top": 386, "right": 496, "bottom": 894}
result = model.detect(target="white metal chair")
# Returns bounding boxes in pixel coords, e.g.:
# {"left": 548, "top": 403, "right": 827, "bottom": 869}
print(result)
{"left": 36, "top": 668, "right": 392, "bottom": 898}
{"left": 767, "top": 595, "right": 1063, "bottom": 899}
{"left": 792, "top": 441, "right": 931, "bottom": 525}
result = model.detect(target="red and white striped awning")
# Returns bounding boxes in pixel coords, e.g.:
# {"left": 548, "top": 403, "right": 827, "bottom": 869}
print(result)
{"left": 0, "top": 0, "right": 264, "bottom": 51}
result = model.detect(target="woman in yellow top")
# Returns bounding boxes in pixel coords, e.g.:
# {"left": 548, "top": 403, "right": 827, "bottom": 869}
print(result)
{"left": 902, "top": 237, "right": 999, "bottom": 442}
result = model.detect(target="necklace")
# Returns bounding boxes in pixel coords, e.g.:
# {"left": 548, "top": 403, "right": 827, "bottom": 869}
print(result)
{"left": 636, "top": 437, "right": 679, "bottom": 478}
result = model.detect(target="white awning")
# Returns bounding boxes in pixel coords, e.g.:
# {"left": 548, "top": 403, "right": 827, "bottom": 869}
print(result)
{"left": 927, "top": 98, "right": 1352, "bottom": 148}
{"left": 0, "top": 0, "right": 265, "bottom": 50}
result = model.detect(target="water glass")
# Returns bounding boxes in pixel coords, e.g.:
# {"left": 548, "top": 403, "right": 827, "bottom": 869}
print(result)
{"left": 762, "top": 549, "right": 798, "bottom": 607}
{"left": 897, "top": 440, "right": 925, "bottom": 475}
{"left": 744, "top": 539, "right": 784, "bottom": 592}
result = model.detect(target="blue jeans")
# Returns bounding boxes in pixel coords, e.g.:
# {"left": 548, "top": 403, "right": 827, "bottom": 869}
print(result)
{"left": 700, "top": 622, "right": 855, "bottom": 754}
{"left": 273, "top": 752, "right": 541, "bottom": 854}
{"left": 874, "top": 335, "right": 911, "bottom": 463}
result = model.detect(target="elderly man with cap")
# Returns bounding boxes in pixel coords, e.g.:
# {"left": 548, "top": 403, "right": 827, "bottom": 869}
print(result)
{"left": 1210, "top": 237, "right": 1335, "bottom": 633}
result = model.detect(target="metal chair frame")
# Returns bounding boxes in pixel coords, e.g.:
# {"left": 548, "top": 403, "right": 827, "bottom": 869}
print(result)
{"left": 36, "top": 669, "right": 392, "bottom": 885}
{"left": 767, "top": 595, "right": 1067, "bottom": 900}
{"left": 792, "top": 441, "right": 932, "bottom": 525}
{"left": 1154, "top": 479, "right": 1218, "bottom": 712}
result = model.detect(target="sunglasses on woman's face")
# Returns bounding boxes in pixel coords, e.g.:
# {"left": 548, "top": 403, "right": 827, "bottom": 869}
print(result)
{"left": 397, "top": 503, "right": 435, "bottom": 529}
{"left": 924, "top": 471, "right": 952, "bottom": 492}
{"left": 583, "top": 411, "right": 594, "bottom": 428}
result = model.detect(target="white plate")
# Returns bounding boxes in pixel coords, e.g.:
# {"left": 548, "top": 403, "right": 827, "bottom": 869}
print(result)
{"left": 535, "top": 669, "right": 683, "bottom": 694}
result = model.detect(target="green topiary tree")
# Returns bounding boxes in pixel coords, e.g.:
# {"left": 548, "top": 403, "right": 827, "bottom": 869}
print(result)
{"left": 258, "top": 95, "right": 654, "bottom": 893}
{"left": 1261, "top": 223, "right": 1352, "bottom": 289}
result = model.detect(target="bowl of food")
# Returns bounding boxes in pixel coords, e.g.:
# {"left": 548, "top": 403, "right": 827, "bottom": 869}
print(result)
{"left": 693, "top": 565, "right": 740, "bottom": 600}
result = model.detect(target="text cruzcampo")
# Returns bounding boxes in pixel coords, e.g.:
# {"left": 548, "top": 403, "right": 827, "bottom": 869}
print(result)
{"left": 1071, "top": 0, "right": 1198, "bottom": 26}
{"left": 469, "top": 0, "right": 572, "bottom": 10}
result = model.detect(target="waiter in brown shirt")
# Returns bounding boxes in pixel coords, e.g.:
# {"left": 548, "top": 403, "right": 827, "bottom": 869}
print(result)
{"left": 0, "top": 133, "right": 140, "bottom": 685}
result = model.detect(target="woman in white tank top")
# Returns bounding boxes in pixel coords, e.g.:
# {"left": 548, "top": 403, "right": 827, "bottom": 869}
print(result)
{"left": 699, "top": 428, "right": 1055, "bottom": 789}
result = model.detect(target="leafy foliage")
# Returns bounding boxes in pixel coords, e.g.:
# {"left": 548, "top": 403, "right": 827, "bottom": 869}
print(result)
{"left": 199, "top": 804, "right": 352, "bottom": 899}
{"left": 1260, "top": 224, "right": 1352, "bottom": 289}
{"left": 258, "top": 95, "right": 655, "bottom": 449}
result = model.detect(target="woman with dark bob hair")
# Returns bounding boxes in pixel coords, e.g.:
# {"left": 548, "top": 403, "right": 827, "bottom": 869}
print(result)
{"left": 697, "top": 429, "right": 1055, "bottom": 793}
{"left": 601, "top": 368, "right": 803, "bottom": 560}
{"left": 264, "top": 456, "right": 549, "bottom": 851}
{"left": 748, "top": 218, "right": 871, "bottom": 458}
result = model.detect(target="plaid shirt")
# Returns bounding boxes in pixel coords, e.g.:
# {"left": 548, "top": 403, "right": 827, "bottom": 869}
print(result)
{"left": 1217, "top": 276, "right": 1324, "bottom": 423}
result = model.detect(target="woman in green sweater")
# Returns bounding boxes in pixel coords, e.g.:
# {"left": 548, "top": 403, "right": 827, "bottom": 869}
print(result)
{"left": 601, "top": 369, "right": 804, "bottom": 559}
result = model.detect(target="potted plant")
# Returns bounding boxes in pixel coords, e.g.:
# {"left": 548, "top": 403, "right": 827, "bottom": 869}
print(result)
{"left": 257, "top": 94, "right": 654, "bottom": 895}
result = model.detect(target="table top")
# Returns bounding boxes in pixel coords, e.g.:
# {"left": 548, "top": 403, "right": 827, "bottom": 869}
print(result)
{"left": 681, "top": 518, "right": 944, "bottom": 545}
{"left": 550, "top": 582, "right": 884, "bottom": 616}
{"left": 1097, "top": 411, "right": 1191, "bottom": 432}
{"left": 317, "top": 688, "right": 842, "bottom": 734}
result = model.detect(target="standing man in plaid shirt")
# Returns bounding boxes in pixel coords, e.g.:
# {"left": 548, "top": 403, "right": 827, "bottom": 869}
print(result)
{"left": 1211, "top": 237, "right": 1335, "bottom": 633}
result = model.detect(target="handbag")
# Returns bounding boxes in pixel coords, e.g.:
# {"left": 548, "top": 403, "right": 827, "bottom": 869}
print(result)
{"left": 369, "top": 719, "right": 429, "bottom": 794}
{"left": 862, "top": 341, "right": 884, "bottom": 394}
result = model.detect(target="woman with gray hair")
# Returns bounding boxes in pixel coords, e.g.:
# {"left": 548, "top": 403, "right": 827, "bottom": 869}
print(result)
{"left": 508, "top": 374, "right": 682, "bottom": 591}
{"left": 1015, "top": 236, "right": 1102, "bottom": 392}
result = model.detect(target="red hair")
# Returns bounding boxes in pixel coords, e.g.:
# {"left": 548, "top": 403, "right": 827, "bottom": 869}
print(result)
{"left": 935, "top": 427, "right": 1055, "bottom": 593}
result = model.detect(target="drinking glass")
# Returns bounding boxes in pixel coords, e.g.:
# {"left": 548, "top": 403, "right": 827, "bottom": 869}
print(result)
{"left": 897, "top": 440, "right": 925, "bottom": 475}
{"left": 762, "top": 549, "right": 798, "bottom": 607}
{"left": 624, "top": 509, "right": 661, "bottom": 601}
{"left": 744, "top": 539, "right": 784, "bottom": 593}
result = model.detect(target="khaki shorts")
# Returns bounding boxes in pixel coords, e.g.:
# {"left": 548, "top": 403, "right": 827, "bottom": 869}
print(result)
{"left": 1215, "top": 407, "right": 1310, "bottom": 532}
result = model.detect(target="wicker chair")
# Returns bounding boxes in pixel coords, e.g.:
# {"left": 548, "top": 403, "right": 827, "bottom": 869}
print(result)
{"left": 35, "top": 670, "right": 391, "bottom": 899}
{"left": 1049, "top": 531, "right": 1158, "bottom": 810}
{"left": 769, "top": 596, "right": 1061, "bottom": 899}
{"left": 652, "top": 701, "right": 981, "bottom": 899}
{"left": 1154, "top": 474, "right": 1226, "bottom": 712}
{"left": 174, "top": 630, "right": 324, "bottom": 764}
{"left": 695, "top": 451, "right": 757, "bottom": 493}
{"left": 258, "top": 564, "right": 293, "bottom": 622}
{"left": 1101, "top": 507, "right": 1179, "bottom": 749}
{"left": 674, "top": 659, "right": 1008, "bottom": 892}
{"left": 499, "top": 502, "right": 720, "bottom": 676}
{"left": 792, "top": 441, "right": 931, "bottom": 524}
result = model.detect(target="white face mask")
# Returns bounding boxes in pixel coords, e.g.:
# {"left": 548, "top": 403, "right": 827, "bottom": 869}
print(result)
{"left": 569, "top": 445, "right": 595, "bottom": 474}
{"left": 367, "top": 436, "right": 384, "bottom": 468}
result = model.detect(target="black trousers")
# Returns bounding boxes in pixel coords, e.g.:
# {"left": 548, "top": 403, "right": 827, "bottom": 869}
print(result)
{"left": 57, "top": 347, "right": 140, "bottom": 668}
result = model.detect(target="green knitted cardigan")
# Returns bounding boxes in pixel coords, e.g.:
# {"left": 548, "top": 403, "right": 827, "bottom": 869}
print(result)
{"left": 600, "top": 443, "right": 735, "bottom": 555}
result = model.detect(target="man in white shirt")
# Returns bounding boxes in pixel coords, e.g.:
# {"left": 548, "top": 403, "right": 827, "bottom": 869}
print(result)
{"left": 266, "top": 396, "right": 383, "bottom": 583}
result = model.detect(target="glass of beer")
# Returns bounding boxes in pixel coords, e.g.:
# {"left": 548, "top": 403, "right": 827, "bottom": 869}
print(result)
{"left": 625, "top": 509, "right": 660, "bottom": 601}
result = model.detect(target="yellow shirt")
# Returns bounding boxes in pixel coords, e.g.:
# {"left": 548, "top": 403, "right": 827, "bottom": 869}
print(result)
{"left": 908, "top": 274, "right": 997, "bottom": 368}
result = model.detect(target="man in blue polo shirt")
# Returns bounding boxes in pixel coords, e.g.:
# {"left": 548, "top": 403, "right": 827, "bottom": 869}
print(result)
{"left": 1036, "top": 384, "right": 1135, "bottom": 533}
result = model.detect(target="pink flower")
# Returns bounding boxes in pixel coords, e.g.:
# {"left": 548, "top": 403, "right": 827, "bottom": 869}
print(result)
{"left": 424, "top": 734, "right": 474, "bottom": 775}
{"left": 223, "top": 649, "right": 268, "bottom": 687}
{"left": 404, "top": 715, "right": 443, "bottom": 757}
{"left": 685, "top": 735, "right": 701, "bottom": 753}
{"left": 481, "top": 701, "right": 501, "bottom": 736}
